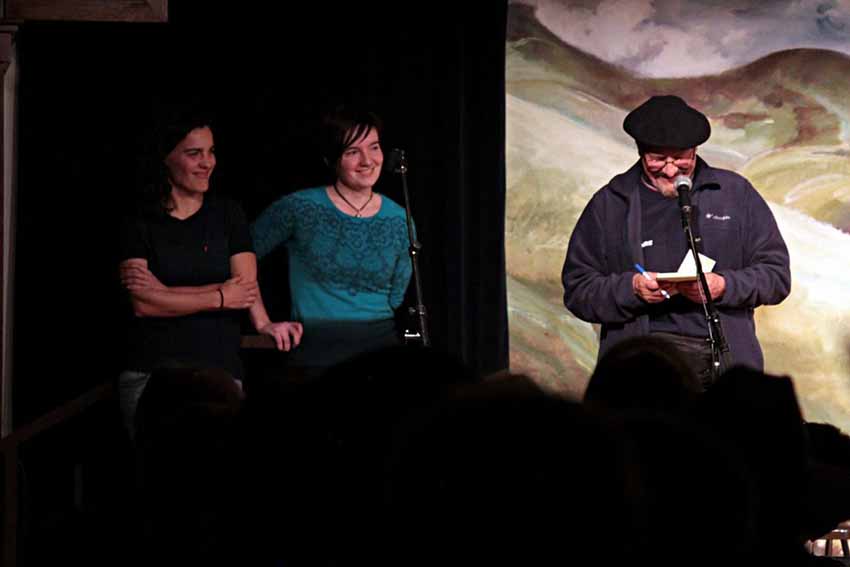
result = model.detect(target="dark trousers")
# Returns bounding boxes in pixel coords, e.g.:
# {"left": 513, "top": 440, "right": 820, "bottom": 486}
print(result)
{"left": 651, "top": 331, "right": 717, "bottom": 392}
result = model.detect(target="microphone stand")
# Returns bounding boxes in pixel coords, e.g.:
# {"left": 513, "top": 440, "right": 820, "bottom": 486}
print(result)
{"left": 678, "top": 184, "right": 731, "bottom": 382}
{"left": 390, "top": 149, "right": 430, "bottom": 347}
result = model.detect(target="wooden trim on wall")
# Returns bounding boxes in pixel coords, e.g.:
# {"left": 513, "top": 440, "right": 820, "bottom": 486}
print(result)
{"left": 5, "top": 0, "right": 168, "bottom": 23}
{"left": 0, "top": 25, "right": 13, "bottom": 440}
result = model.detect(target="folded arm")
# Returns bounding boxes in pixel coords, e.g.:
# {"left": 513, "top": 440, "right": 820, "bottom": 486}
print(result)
{"left": 120, "top": 257, "right": 258, "bottom": 317}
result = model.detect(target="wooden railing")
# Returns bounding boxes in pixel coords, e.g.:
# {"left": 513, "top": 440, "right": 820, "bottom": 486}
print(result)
{"left": 240, "top": 334, "right": 277, "bottom": 349}
{"left": 0, "top": 381, "right": 114, "bottom": 567}
{"left": 0, "top": 336, "right": 272, "bottom": 565}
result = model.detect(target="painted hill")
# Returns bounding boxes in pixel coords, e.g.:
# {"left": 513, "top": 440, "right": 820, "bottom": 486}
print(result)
{"left": 507, "top": 3, "right": 850, "bottom": 230}
{"left": 508, "top": 3, "right": 850, "bottom": 144}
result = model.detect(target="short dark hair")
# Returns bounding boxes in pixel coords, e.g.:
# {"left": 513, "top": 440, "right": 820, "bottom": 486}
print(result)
{"left": 320, "top": 105, "right": 383, "bottom": 169}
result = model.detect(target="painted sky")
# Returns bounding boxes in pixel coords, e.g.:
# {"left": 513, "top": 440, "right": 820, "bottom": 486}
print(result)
{"left": 514, "top": 0, "right": 850, "bottom": 77}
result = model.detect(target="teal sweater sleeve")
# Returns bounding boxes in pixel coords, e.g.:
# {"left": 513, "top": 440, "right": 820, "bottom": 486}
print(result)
{"left": 389, "top": 239, "right": 413, "bottom": 309}
{"left": 250, "top": 194, "right": 296, "bottom": 259}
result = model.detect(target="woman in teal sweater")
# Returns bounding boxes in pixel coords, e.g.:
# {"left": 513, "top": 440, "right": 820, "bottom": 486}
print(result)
{"left": 251, "top": 107, "right": 412, "bottom": 374}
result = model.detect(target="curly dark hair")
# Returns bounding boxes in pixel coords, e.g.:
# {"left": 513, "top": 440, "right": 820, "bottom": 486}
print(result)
{"left": 135, "top": 103, "right": 215, "bottom": 217}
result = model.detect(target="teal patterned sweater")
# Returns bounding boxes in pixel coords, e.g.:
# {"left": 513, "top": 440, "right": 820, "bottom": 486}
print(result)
{"left": 251, "top": 186, "right": 412, "bottom": 323}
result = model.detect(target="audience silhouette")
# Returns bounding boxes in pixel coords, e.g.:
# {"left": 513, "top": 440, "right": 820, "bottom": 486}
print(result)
{"left": 118, "top": 336, "right": 850, "bottom": 566}
{"left": 133, "top": 365, "right": 246, "bottom": 561}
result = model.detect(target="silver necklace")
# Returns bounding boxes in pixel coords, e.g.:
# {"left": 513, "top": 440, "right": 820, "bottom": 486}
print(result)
{"left": 333, "top": 182, "right": 373, "bottom": 217}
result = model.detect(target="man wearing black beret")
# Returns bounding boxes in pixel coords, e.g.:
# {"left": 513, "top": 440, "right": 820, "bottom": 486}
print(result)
{"left": 561, "top": 95, "right": 790, "bottom": 390}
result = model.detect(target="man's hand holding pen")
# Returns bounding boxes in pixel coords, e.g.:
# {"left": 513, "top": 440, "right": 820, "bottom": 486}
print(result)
{"left": 633, "top": 263, "right": 677, "bottom": 303}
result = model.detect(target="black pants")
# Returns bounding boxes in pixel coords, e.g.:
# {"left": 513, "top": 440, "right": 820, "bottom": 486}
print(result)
{"left": 289, "top": 318, "right": 400, "bottom": 369}
{"left": 651, "top": 331, "right": 717, "bottom": 392}
{"left": 246, "top": 318, "right": 402, "bottom": 391}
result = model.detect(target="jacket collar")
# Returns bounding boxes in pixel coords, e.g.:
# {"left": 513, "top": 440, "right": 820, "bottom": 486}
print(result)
{"left": 692, "top": 156, "right": 722, "bottom": 191}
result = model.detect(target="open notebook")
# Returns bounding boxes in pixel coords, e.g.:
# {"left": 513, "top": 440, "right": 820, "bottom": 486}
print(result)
{"left": 655, "top": 252, "right": 716, "bottom": 282}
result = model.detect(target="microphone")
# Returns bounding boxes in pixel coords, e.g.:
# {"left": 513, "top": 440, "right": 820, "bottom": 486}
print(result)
{"left": 384, "top": 148, "right": 407, "bottom": 174}
{"left": 674, "top": 175, "right": 692, "bottom": 210}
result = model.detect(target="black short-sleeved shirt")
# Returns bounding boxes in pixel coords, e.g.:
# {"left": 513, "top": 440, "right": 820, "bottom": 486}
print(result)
{"left": 120, "top": 196, "right": 254, "bottom": 379}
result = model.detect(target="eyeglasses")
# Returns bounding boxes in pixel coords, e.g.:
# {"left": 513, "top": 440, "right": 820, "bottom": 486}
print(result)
{"left": 643, "top": 151, "right": 695, "bottom": 172}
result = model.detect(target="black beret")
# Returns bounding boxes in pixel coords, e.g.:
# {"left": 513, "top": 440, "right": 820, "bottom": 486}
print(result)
{"left": 623, "top": 95, "right": 710, "bottom": 149}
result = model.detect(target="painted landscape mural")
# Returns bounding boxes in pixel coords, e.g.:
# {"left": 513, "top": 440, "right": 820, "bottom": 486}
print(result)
{"left": 506, "top": 0, "right": 850, "bottom": 431}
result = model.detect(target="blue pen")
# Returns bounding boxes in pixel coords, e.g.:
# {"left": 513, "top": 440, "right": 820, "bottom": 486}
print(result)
{"left": 634, "top": 263, "right": 671, "bottom": 300}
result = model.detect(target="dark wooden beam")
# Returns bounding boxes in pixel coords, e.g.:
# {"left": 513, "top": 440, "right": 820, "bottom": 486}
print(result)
{"left": 5, "top": 0, "right": 168, "bottom": 23}
{"left": 0, "top": 24, "right": 14, "bottom": 440}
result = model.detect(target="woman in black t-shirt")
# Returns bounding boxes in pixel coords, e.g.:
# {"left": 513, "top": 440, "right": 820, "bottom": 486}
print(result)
{"left": 117, "top": 110, "right": 302, "bottom": 438}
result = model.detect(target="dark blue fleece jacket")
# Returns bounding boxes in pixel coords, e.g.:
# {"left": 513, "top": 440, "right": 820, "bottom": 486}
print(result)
{"left": 562, "top": 158, "right": 791, "bottom": 371}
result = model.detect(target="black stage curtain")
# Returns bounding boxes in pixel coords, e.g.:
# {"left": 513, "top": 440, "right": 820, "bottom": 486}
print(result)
{"left": 13, "top": 2, "right": 508, "bottom": 424}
